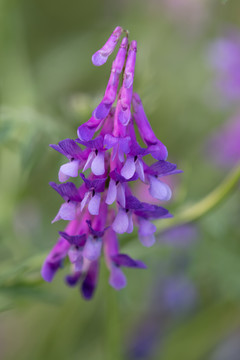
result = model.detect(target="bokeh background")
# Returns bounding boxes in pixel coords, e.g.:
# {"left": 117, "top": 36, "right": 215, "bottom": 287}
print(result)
{"left": 1, "top": 0, "right": 240, "bottom": 359}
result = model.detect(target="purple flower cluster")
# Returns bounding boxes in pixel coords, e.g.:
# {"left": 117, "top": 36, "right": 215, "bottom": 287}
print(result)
{"left": 42, "top": 27, "right": 181, "bottom": 300}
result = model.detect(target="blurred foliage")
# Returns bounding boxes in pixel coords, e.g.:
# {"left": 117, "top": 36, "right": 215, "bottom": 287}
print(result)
{"left": 0, "top": 0, "right": 240, "bottom": 360}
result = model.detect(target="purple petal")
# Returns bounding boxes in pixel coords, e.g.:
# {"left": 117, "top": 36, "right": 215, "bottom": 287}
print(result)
{"left": 58, "top": 139, "right": 82, "bottom": 159}
{"left": 138, "top": 218, "right": 156, "bottom": 236}
{"left": 59, "top": 160, "right": 79, "bottom": 180}
{"left": 132, "top": 93, "right": 168, "bottom": 160}
{"left": 118, "top": 137, "right": 131, "bottom": 162}
{"left": 93, "top": 101, "right": 112, "bottom": 120}
{"left": 109, "top": 266, "right": 127, "bottom": 290}
{"left": 117, "top": 183, "right": 125, "bottom": 208}
{"left": 77, "top": 124, "right": 97, "bottom": 141}
{"left": 86, "top": 220, "right": 106, "bottom": 238}
{"left": 80, "top": 174, "right": 106, "bottom": 192}
{"left": 92, "top": 26, "right": 123, "bottom": 66}
{"left": 82, "top": 151, "right": 95, "bottom": 172}
{"left": 148, "top": 176, "right": 172, "bottom": 201}
{"left": 125, "top": 196, "right": 171, "bottom": 219}
{"left": 104, "top": 134, "right": 118, "bottom": 149}
{"left": 121, "top": 156, "right": 136, "bottom": 179}
{"left": 146, "top": 160, "right": 178, "bottom": 177}
{"left": 109, "top": 169, "right": 138, "bottom": 183}
{"left": 112, "top": 209, "right": 129, "bottom": 234}
{"left": 65, "top": 272, "right": 81, "bottom": 287}
{"left": 41, "top": 259, "right": 62, "bottom": 282}
{"left": 52, "top": 202, "right": 76, "bottom": 222}
{"left": 126, "top": 212, "right": 134, "bottom": 233}
{"left": 41, "top": 238, "right": 69, "bottom": 282}
{"left": 112, "top": 36, "right": 128, "bottom": 75}
{"left": 81, "top": 260, "right": 99, "bottom": 300}
{"left": 50, "top": 144, "right": 67, "bottom": 157}
{"left": 91, "top": 151, "right": 105, "bottom": 176}
{"left": 88, "top": 193, "right": 101, "bottom": 215}
{"left": 80, "top": 191, "right": 91, "bottom": 212}
{"left": 58, "top": 170, "right": 70, "bottom": 183}
{"left": 76, "top": 135, "right": 103, "bottom": 150}
{"left": 135, "top": 204, "right": 171, "bottom": 220}
{"left": 139, "top": 233, "right": 156, "bottom": 247}
{"left": 83, "top": 236, "right": 102, "bottom": 261}
{"left": 147, "top": 143, "right": 168, "bottom": 161}
{"left": 123, "top": 40, "right": 137, "bottom": 89}
{"left": 49, "top": 182, "right": 82, "bottom": 202}
{"left": 119, "top": 105, "right": 131, "bottom": 126}
{"left": 58, "top": 231, "right": 86, "bottom": 247}
{"left": 135, "top": 158, "right": 145, "bottom": 182}
{"left": 68, "top": 247, "right": 82, "bottom": 264}
{"left": 125, "top": 195, "right": 143, "bottom": 210}
{"left": 111, "top": 254, "right": 147, "bottom": 269}
{"left": 106, "top": 179, "right": 117, "bottom": 205}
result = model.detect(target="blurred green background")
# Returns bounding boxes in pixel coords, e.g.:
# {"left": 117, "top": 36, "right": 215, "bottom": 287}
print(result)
{"left": 1, "top": 0, "right": 240, "bottom": 359}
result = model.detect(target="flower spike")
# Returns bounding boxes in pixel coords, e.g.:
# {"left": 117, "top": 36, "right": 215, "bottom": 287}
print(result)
{"left": 42, "top": 26, "right": 181, "bottom": 300}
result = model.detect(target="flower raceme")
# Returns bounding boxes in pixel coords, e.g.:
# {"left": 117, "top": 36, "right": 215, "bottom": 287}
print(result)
{"left": 41, "top": 27, "right": 181, "bottom": 300}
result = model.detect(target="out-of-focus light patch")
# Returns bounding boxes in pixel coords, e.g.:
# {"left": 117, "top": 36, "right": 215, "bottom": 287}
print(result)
{"left": 206, "top": 114, "right": 240, "bottom": 168}
{"left": 13, "top": 200, "right": 41, "bottom": 240}
{"left": 162, "top": 275, "right": 197, "bottom": 314}
{"left": 208, "top": 31, "right": 240, "bottom": 105}
{"left": 66, "top": 93, "right": 97, "bottom": 118}
{"left": 159, "top": 224, "right": 198, "bottom": 247}
{"left": 149, "top": 0, "right": 210, "bottom": 33}
{"left": 210, "top": 329, "right": 240, "bottom": 360}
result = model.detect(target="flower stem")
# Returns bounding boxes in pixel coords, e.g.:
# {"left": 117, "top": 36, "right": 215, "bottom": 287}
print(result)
{"left": 155, "top": 164, "right": 240, "bottom": 233}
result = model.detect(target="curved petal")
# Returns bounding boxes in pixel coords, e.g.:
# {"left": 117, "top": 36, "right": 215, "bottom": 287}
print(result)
{"left": 109, "top": 266, "right": 127, "bottom": 290}
{"left": 83, "top": 151, "right": 95, "bottom": 172}
{"left": 80, "top": 191, "right": 91, "bottom": 212}
{"left": 88, "top": 193, "right": 101, "bottom": 215}
{"left": 106, "top": 179, "right": 117, "bottom": 205}
{"left": 59, "top": 160, "right": 79, "bottom": 179}
{"left": 58, "top": 170, "right": 70, "bottom": 183}
{"left": 112, "top": 209, "right": 129, "bottom": 234}
{"left": 135, "top": 158, "right": 145, "bottom": 182}
{"left": 121, "top": 156, "right": 136, "bottom": 179}
{"left": 126, "top": 212, "right": 134, "bottom": 233}
{"left": 139, "top": 233, "right": 156, "bottom": 247}
{"left": 52, "top": 202, "right": 76, "bottom": 223}
{"left": 138, "top": 218, "right": 156, "bottom": 236}
{"left": 91, "top": 151, "right": 105, "bottom": 176}
{"left": 117, "top": 183, "right": 125, "bottom": 208}
{"left": 83, "top": 236, "right": 102, "bottom": 261}
{"left": 149, "top": 176, "right": 172, "bottom": 201}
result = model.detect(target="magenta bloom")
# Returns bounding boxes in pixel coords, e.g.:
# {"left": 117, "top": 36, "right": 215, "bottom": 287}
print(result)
{"left": 42, "top": 27, "right": 181, "bottom": 300}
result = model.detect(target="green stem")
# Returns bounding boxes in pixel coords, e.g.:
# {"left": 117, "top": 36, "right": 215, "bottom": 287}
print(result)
{"left": 154, "top": 163, "right": 240, "bottom": 233}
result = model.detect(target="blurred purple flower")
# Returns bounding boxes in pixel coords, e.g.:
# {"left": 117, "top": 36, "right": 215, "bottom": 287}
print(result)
{"left": 208, "top": 32, "right": 240, "bottom": 104}
{"left": 126, "top": 257, "right": 197, "bottom": 359}
{"left": 42, "top": 27, "right": 181, "bottom": 300}
{"left": 207, "top": 114, "right": 240, "bottom": 168}
{"left": 159, "top": 224, "right": 198, "bottom": 247}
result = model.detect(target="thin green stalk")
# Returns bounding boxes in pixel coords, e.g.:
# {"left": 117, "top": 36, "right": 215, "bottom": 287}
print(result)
{"left": 154, "top": 164, "right": 240, "bottom": 233}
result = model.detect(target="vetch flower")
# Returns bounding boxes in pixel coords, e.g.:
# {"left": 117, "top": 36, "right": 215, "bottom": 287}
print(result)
{"left": 42, "top": 26, "right": 181, "bottom": 300}
{"left": 50, "top": 139, "right": 86, "bottom": 182}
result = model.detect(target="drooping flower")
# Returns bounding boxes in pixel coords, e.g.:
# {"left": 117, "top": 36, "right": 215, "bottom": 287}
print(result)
{"left": 42, "top": 27, "right": 181, "bottom": 300}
